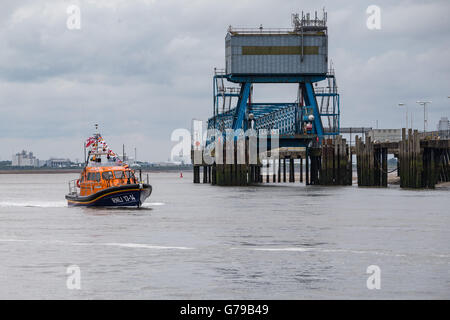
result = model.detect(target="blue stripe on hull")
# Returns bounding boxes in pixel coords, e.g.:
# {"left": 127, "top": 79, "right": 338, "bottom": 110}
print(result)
{"left": 68, "top": 190, "right": 143, "bottom": 207}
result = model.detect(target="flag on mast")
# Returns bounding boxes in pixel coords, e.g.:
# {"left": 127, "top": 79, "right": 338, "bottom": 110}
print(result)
{"left": 85, "top": 137, "right": 95, "bottom": 148}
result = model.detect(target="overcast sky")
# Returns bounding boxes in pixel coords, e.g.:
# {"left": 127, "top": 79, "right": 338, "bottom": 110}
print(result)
{"left": 1, "top": 0, "right": 449, "bottom": 162}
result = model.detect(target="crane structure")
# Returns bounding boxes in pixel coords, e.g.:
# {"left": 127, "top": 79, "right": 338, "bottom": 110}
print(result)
{"left": 192, "top": 11, "right": 348, "bottom": 186}
{"left": 206, "top": 11, "right": 340, "bottom": 150}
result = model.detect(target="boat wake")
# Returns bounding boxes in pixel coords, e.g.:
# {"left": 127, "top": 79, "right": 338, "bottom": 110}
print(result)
{"left": 0, "top": 239, "right": 448, "bottom": 258}
{"left": 0, "top": 201, "right": 163, "bottom": 209}
{"left": 0, "top": 239, "right": 193, "bottom": 250}
{"left": 234, "top": 247, "right": 450, "bottom": 259}
{"left": 101, "top": 242, "right": 192, "bottom": 250}
{"left": 248, "top": 247, "right": 312, "bottom": 252}
{"left": 0, "top": 201, "right": 67, "bottom": 208}
{"left": 143, "top": 202, "right": 165, "bottom": 206}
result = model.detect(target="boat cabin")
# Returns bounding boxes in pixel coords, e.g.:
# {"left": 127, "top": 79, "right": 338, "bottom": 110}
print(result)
{"left": 77, "top": 150, "right": 138, "bottom": 196}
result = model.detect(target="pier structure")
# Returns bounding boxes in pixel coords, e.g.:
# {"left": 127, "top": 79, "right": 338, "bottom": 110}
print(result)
{"left": 354, "top": 129, "right": 450, "bottom": 189}
{"left": 192, "top": 11, "right": 352, "bottom": 186}
{"left": 191, "top": 11, "right": 450, "bottom": 189}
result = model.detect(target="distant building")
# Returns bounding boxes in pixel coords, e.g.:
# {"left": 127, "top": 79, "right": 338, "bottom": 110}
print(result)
{"left": 12, "top": 150, "right": 40, "bottom": 167}
{"left": 367, "top": 129, "right": 402, "bottom": 142}
{"left": 437, "top": 117, "right": 449, "bottom": 132}
{"left": 46, "top": 158, "right": 72, "bottom": 168}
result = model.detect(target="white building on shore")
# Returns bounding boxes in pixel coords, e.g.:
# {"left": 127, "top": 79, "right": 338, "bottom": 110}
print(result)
{"left": 12, "top": 150, "right": 40, "bottom": 167}
{"left": 437, "top": 117, "right": 449, "bottom": 132}
{"left": 367, "top": 129, "right": 402, "bottom": 142}
{"left": 46, "top": 158, "right": 72, "bottom": 168}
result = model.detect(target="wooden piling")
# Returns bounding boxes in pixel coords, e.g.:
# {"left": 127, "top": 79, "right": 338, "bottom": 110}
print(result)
{"left": 203, "top": 166, "right": 208, "bottom": 183}
{"left": 211, "top": 164, "right": 216, "bottom": 185}
{"left": 355, "top": 135, "right": 387, "bottom": 187}
{"left": 193, "top": 166, "right": 200, "bottom": 183}
{"left": 278, "top": 158, "right": 281, "bottom": 183}
{"left": 381, "top": 148, "right": 387, "bottom": 187}
{"left": 273, "top": 159, "right": 276, "bottom": 183}
{"left": 289, "top": 158, "right": 295, "bottom": 183}
{"left": 305, "top": 150, "right": 309, "bottom": 185}
{"left": 299, "top": 156, "right": 303, "bottom": 183}
{"left": 396, "top": 128, "right": 450, "bottom": 189}
{"left": 318, "top": 136, "right": 352, "bottom": 186}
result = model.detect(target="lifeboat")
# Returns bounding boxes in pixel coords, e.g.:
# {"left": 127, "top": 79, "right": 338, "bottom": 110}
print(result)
{"left": 65, "top": 129, "right": 152, "bottom": 207}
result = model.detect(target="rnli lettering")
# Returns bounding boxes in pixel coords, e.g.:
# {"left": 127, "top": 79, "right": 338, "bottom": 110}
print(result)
{"left": 111, "top": 194, "right": 136, "bottom": 204}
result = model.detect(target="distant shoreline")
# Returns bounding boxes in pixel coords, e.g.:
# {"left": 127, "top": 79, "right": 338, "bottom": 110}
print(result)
{"left": 0, "top": 169, "right": 82, "bottom": 174}
{"left": 0, "top": 167, "right": 192, "bottom": 174}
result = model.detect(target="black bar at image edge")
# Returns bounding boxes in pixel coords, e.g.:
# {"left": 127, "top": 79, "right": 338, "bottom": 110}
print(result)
{"left": 0, "top": 300, "right": 447, "bottom": 318}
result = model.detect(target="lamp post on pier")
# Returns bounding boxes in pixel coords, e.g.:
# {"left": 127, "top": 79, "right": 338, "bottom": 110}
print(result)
{"left": 416, "top": 100, "right": 432, "bottom": 132}
{"left": 398, "top": 103, "right": 408, "bottom": 130}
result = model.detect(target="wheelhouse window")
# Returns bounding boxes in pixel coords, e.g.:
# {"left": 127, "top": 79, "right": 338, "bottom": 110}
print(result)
{"left": 125, "top": 171, "right": 135, "bottom": 179}
{"left": 87, "top": 172, "right": 101, "bottom": 182}
{"left": 102, "top": 171, "right": 114, "bottom": 180}
{"left": 114, "top": 171, "right": 124, "bottom": 179}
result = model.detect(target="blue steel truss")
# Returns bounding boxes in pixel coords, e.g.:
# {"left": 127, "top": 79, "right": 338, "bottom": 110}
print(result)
{"left": 208, "top": 69, "right": 340, "bottom": 147}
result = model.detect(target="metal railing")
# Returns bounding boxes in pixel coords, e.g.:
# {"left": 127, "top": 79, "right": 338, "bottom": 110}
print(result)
{"left": 68, "top": 180, "right": 78, "bottom": 195}
{"left": 68, "top": 180, "right": 99, "bottom": 196}
{"left": 228, "top": 26, "right": 294, "bottom": 35}
{"left": 228, "top": 27, "right": 326, "bottom": 35}
{"left": 418, "top": 130, "right": 450, "bottom": 139}
{"left": 214, "top": 68, "right": 226, "bottom": 75}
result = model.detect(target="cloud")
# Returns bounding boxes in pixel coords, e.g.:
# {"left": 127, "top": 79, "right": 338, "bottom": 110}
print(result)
{"left": 0, "top": 0, "right": 449, "bottom": 161}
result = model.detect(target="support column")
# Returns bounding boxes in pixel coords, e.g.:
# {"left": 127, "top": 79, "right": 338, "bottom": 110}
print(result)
{"left": 193, "top": 166, "right": 200, "bottom": 183}
{"left": 305, "top": 149, "right": 310, "bottom": 185}
{"left": 382, "top": 148, "right": 388, "bottom": 187}
{"left": 203, "top": 166, "right": 208, "bottom": 183}
{"left": 211, "top": 164, "right": 216, "bottom": 185}
{"left": 374, "top": 149, "right": 380, "bottom": 186}
{"left": 299, "top": 156, "right": 303, "bottom": 183}
{"left": 273, "top": 159, "right": 276, "bottom": 183}
{"left": 289, "top": 158, "right": 295, "bottom": 182}
{"left": 430, "top": 148, "right": 436, "bottom": 189}
{"left": 310, "top": 154, "right": 318, "bottom": 185}
{"left": 278, "top": 158, "right": 281, "bottom": 183}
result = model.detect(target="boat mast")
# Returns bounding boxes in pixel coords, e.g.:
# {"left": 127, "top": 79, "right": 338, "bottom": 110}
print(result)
{"left": 95, "top": 123, "right": 99, "bottom": 154}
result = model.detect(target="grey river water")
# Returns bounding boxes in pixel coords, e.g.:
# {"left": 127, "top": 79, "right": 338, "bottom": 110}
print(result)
{"left": 0, "top": 172, "right": 449, "bottom": 299}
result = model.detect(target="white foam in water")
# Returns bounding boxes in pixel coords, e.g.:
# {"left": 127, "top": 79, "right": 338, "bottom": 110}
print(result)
{"left": 0, "top": 201, "right": 66, "bottom": 208}
{"left": 240, "top": 246, "right": 411, "bottom": 258}
{"left": 102, "top": 242, "right": 192, "bottom": 250}
{"left": 145, "top": 202, "right": 165, "bottom": 206}
{"left": 248, "top": 247, "right": 313, "bottom": 252}
{"left": 0, "top": 200, "right": 163, "bottom": 208}
{"left": 0, "top": 239, "right": 193, "bottom": 250}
